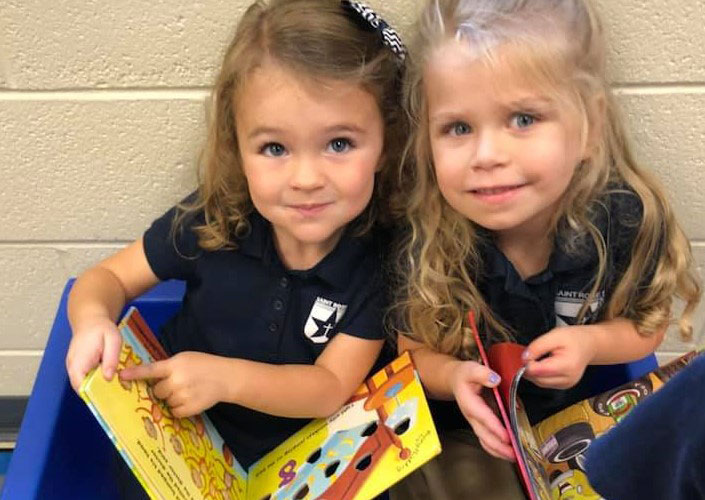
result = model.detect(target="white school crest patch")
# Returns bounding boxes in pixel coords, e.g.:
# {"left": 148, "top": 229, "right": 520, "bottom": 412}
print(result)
{"left": 555, "top": 290, "right": 604, "bottom": 326}
{"left": 304, "top": 297, "right": 348, "bottom": 344}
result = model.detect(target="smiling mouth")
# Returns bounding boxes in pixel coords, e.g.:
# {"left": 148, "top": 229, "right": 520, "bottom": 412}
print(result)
{"left": 470, "top": 184, "right": 525, "bottom": 195}
{"left": 289, "top": 202, "right": 332, "bottom": 215}
{"left": 290, "top": 202, "right": 331, "bottom": 209}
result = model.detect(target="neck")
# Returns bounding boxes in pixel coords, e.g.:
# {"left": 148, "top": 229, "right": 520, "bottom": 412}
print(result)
{"left": 273, "top": 230, "right": 343, "bottom": 271}
{"left": 496, "top": 225, "right": 553, "bottom": 280}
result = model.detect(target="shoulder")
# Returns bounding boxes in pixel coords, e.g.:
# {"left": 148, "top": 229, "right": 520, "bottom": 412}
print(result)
{"left": 144, "top": 193, "right": 207, "bottom": 258}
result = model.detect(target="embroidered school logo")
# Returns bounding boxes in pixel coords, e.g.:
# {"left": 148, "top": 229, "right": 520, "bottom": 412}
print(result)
{"left": 304, "top": 297, "right": 348, "bottom": 344}
{"left": 555, "top": 290, "right": 604, "bottom": 326}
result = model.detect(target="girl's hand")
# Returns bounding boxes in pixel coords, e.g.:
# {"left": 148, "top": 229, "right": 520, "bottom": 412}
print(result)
{"left": 66, "top": 316, "right": 122, "bottom": 392}
{"left": 451, "top": 360, "right": 515, "bottom": 461}
{"left": 119, "top": 352, "right": 227, "bottom": 418}
{"left": 523, "top": 326, "right": 597, "bottom": 389}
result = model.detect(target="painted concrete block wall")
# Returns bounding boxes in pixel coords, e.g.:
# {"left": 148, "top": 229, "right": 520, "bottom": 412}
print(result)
{"left": 1, "top": 0, "right": 703, "bottom": 395}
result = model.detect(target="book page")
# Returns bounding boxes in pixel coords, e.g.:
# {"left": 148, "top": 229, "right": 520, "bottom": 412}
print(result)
{"left": 246, "top": 352, "right": 441, "bottom": 500}
{"left": 508, "top": 368, "right": 552, "bottom": 500}
{"left": 531, "top": 351, "right": 698, "bottom": 499}
{"left": 80, "top": 308, "right": 248, "bottom": 500}
{"left": 466, "top": 313, "right": 540, "bottom": 500}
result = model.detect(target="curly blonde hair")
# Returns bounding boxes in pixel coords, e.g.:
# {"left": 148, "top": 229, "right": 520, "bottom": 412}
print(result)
{"left": 177, "top": 0, "right": 406, "bottom": 250}
{"left": 392, "top": 0, "right": 701, "bottom": 359}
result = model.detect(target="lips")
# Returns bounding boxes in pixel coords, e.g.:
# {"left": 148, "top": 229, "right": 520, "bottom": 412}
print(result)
{"left": 289, "top": 202, "right": 331, "bottom": 209}
{"left": 469, "top": 184, "right": 525, "bottom": 195}
{"left": 288, "top": 202, "right": 333, "bottom": 216}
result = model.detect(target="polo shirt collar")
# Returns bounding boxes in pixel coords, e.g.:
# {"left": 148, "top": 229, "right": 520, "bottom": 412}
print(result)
{"left": 237, "top": 210, "right": 270, "bottom": 260}
{"left": 237, "top": 210, "right": 375, "bottom": 290}
{"left": 480, "top": 228, "right": 599, "bottom": 284}
{"left": 308, "top": 230, "right": 373, "bottom": 289}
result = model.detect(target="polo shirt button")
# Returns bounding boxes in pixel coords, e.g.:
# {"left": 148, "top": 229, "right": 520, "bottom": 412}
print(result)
{"left": 279, "top": 277, "right": 289, "bottom": 288}
{"left": 268, "top": 322, "right": 278, "bottom": 333}
{"left": 273, "top": 299, "right": 284, "bottom": 311}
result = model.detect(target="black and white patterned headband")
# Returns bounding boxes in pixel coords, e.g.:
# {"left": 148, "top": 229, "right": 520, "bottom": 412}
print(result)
{"left": 341, "top": 0, "right": 407, "bottom": 61}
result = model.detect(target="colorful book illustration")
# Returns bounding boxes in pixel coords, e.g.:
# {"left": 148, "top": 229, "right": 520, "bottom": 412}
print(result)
{"left": 80, "top": 307, "right": 442, "bottom": 500}
{"left": 467, "top": 311, "right": 699, "bottom": 500}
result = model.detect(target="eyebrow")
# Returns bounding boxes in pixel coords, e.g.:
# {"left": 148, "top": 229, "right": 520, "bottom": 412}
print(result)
{"left": 429, "top": 96, "right": 556, "bottom": 124}
{"left": 507, "top": 96, "right": 555, "bottom": 109}
{"left": 246, "top": 123, "right": 367, "bottom": 140}
{"left": 428, "top": 111, "right": 466, "bottom": 126}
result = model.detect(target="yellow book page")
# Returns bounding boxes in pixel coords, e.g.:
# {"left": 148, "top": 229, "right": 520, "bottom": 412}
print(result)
{"left": 81, "top": 335, "right": 248, "bottom": 500}
{"left": 246, "top": 352, "right": 441, "bottom": 500}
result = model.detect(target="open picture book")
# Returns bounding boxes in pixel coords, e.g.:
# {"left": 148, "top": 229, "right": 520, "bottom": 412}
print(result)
{"left": 79, "top": 307, "right": 442, "bottom": 500}
{"left": 467, "top": 311, "right": 700, "bottom": 500}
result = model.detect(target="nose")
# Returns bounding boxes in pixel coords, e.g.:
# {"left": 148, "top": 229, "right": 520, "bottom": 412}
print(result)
{"left": 290, "top": 155, "right": 324, "bottom": 190}
{"left": 472, "top": 128, "right": 507, "bottom": 170}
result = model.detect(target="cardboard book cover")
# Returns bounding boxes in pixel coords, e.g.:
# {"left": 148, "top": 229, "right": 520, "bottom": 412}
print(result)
{"left": 467, "top": 311, "right": 699, "bottom": 500}
{"left": 81, "top": 307, "right": 442, "bottom": 500}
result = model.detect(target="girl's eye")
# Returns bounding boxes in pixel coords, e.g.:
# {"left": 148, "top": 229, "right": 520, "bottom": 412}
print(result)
{"left": 260, "top": 142, "right": 287, "bottom": 157}
{"left": 447, "top": 122, "right": 472, "bottom": 137}
{"left": 511, "top": 113, "right": 536, "bottom": 129}
{"left": 327, "top": 138, "right": 353, "bottom": 153}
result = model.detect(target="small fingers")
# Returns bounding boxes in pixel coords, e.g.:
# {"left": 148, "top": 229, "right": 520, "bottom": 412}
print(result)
{"left": 68, "top": 362, "right": 89, "bottom": 393}
{"left": 525, "top": 374, "right": 574, "bottom": 390}
{"left": 469, "top": 404, "right": 509, "bottom": 443}
{"left": 524, "top": 333, "right": 562, "bottom": 363}
{"left": 101, "top": 330, "right": 122, "bottom": 380}
{"left": 525, "top": 357, "right": 564, "bottom": 378}
{"left": 66, "top": 339, "right": 100, "bottom": 393}
{"left": 120, "top": 360, "right": 168, "bottom": 381}
{"left": 152, "top": 379, "right": 173, "bottom": 401}
{"left": 457, "top": 361, "right": 501, "bottom": 388}
{"left": 477, "top": 434, "right": 516, "bottom": 461}
{"left": 170, "top": 403, "right": 193, "bottom": 419}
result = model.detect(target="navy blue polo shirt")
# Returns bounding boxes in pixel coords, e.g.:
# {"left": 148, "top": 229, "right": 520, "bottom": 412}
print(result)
{"left": 432, "top": 189, "right": 648, "bottom": 429}
{"left": 142, "top": 202, "right": 387, "bottom": 467}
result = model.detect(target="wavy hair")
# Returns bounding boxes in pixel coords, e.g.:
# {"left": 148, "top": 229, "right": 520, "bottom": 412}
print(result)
{"left": 392, "top": 0, "right": 700, "bottom": 358}
{"left": 177, "top": 0, "right": 406, "bottom": 250}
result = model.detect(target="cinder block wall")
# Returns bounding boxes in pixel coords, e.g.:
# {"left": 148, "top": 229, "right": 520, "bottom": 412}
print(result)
{"left": 0, "top": 0, "right": 703, "bottom": 396}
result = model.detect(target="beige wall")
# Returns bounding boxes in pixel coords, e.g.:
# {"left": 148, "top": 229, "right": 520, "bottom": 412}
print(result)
{"left": 0, "top": 0, "right": 703, "bottom": 396}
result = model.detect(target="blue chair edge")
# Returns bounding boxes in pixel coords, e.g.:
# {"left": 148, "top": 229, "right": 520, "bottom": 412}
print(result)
{"left": 2, "top": 279, "right": 184, "bottom": 499}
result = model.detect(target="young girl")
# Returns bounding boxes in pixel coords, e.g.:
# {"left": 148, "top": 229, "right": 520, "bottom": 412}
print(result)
{"left": 390, "top": 0, "right": 701, "bottom": 498}
{"left": 65, "top": 0, "right": 406, "bottom": 471}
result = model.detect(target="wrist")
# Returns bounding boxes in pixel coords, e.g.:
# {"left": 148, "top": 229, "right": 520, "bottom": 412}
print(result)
{"left": 219, "top": 357, "right": 241, "bottom": 404}
{"left": 72, "top": 312, "right": 111, "bottom": 334}
{"left": 443, "top": 358, "right": 463, "bottom": 398}
{"left": 581, "top": 324, "right": 602, "bottom": 365}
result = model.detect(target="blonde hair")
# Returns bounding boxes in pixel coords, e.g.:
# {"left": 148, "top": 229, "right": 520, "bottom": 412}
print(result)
{"left": 178, "top": 0, "right": 405, "bottom": 250}
{"left": 393, "top": 0, "right": 701, "bottom": 358}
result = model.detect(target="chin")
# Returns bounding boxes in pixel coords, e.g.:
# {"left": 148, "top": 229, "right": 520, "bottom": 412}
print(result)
{"left": 473, "top": 217, "right": 523, "bottom": 232}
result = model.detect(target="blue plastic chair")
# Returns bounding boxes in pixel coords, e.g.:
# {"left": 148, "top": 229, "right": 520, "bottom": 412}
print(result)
{"left": 2, "top": 279, "right": 657, "bottom": 499}
{"left": 2, "top": 279, "right": 184, "bottom": 500}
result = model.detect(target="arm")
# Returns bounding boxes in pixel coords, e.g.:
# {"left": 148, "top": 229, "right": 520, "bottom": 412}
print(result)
{"left": 223, "top": 333, "right": 384, "bottom": 417}
{"left": 397, "top": 334, "right": 463, "bottom": 401}
{"left": 120, "top": 333, "right": 383, "bottom": 419}
{"left": 66, "top": 238, "right": 160, "bottom": 390}
{"left": 398, "top": 334, "right": 514, "bottom": 460}
{"left": 524, "top": 317, "right": 666, "bottom": 389}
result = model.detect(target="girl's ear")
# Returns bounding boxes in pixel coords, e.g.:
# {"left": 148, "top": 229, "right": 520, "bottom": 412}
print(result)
{"left": 584, "top": 91, "right": 606, "bottom": 159}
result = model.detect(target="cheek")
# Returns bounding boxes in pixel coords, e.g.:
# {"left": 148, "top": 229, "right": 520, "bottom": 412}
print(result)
{"left": 338, "top": 166, "right": 377, "bottom": 215}
{"left": 433, "top": 154, "right": 461, "bottom": 197}
{"left": 348, "top": 168, "right": 376, "bottom": 202}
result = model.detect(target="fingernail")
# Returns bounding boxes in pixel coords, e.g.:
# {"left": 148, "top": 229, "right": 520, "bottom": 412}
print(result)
{"left": 521, "top": 349, "right": 531, "bottom": 362}
{"left": 489, "top": 372, "right": 500, "bottom": 385}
